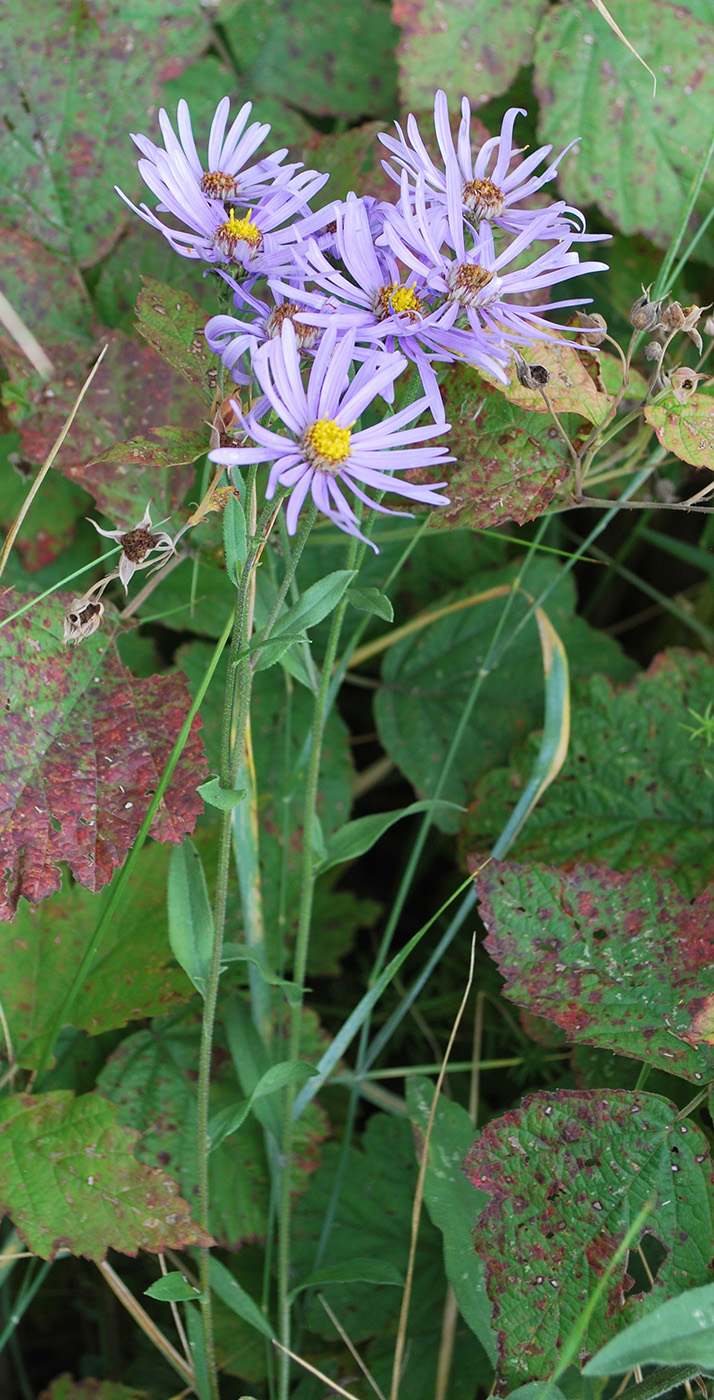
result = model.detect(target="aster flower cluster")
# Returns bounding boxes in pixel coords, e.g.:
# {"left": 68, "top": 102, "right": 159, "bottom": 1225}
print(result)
{"left": 117, "top": 92, "right": 608, "bottom": 549}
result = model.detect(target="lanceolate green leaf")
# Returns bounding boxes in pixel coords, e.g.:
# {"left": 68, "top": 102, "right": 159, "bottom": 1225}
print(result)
{"left": 167, "top": 839, "right": 214, "bottom": 997}
{"left": 315, "top": 799, "right": 462, "bottom": 873}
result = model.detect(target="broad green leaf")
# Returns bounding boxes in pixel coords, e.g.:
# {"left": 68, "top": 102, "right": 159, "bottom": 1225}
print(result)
{"left": 167, "top": 840, "right": 214, "bottom": 997}
{"left": 208, "top": 1060, "right": 317, "bottom": 1151}
{"left": 290, "top": 1258, "right": 403, "bottom": 1300}
{"left": 464, "top": 1090, "right": 714, "bottom": 1389}
{"left": 0, "top": 589, "right": 206, "bottom": 920}
{"left": 0, "top": 844, "right": 192, "bottom": 1070}
{"left": 406, "top": 1077, "right": 496, "bottom": 1362}
{"left": 464, "top": 651, "right": 714, "bottom": 896}
{"left": 645, "top": 391, "right": 714, "bottom": 468}
{"left": 347, "top": 586, "right": 394, "bottom": 622}
{"left": 99, "top": 1014, "right": 328, "bottom": 1247}
{"left": 506, "top": 1388, "right": 568, "bottom": 1400}
{"left": 425, "top": 371, "right": 575, "bottom": 532}
{"left": 584, "top": 1282, "right": 714, "bottom": 1374}
{"left": 135, "top": 278, "right": 215, "bottom": 405}
{"left": 395, "top": 0, "right": 548, "bottom": 109}
{"left": 197, "top": 778, "right": 246, "bottom": 811}
{"left": 0, "top": 0, "right": 207, "bottom": 267}
{"left": 145, "top": 1271, "right": 200, "bottom": 1302}
{"left": 208, "top": 1256, "right": 275, "bottom": 1341}
{"left": 222, "top": 492, "right": 247, "bottom": 585}
{"left": 291, "top": 1113, "right": 492, "bottom": 1398}
{"left": 243, "top": 0, "right": 398, "bottom": 119}
{"left": 534, "top": 0, "right": 714, "bottom": 259}
{"left": 315, "top": 800, "right": 463, "bottom": 873}
{"left": 476, "top": 861, "right": 714, "bottom": 1080}
{"left": 374, "top": 556, "right": 634, "bottom": 833}
{"left": 0, "top": 1091, "right": 211, "bottom": 1261}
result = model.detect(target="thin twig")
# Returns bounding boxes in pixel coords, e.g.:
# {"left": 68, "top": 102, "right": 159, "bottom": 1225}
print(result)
{"left": 96, "top": 1259, "right": 195, "bottom": 1390}
{"left": 0, "top": 343, "right": 108, "bottom": 581}
{"left": 272, "top": 1340, "right": 362, "bottom": 1400}
{"left": 318, "top": 1293, "right": 387, "bottom": 1400}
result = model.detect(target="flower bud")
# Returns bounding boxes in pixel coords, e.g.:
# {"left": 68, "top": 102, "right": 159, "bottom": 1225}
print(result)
{"left": 630, "top": 286, "right": 667, "bottom": 332}
{"left": 575, "top": 311, "right": 607, "bottom": 346}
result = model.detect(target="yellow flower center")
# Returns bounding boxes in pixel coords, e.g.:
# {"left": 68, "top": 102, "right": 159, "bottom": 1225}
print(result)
{"left": 302, "top": 417, "right": 352, "bottom": 474}
{"left": 462, "top": 177, "right": 505, "bottom": 220}
{"left": 375, "top": 282, "right": 424, "bottom": 322}
{"left": 201, "top": 169, "right": 240, "bottom": 200}
{"left": 213, "top": 208, "right": 263, "bottom": 260}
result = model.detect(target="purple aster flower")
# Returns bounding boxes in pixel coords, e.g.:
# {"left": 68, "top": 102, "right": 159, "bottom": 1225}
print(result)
{"left": 208, "top": 321, "right": 451, "bottom": 551}
{"left": 270, "top": 192, "right": 510, "bottom": 421}
{"left": 382, "top": 171, "right": 609, "bottom": 348}
{"left": 379, "top": 91, "right": 599, "bottom": 241}
{"left": 205, "top": 275, "right": 327, "bottom": 385}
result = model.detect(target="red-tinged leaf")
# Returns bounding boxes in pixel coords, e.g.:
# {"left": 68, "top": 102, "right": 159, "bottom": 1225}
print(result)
{"left": 135, "top": 278, "right": 217, "bottom": 407}
{"left": 475, "top": 861, "right": 714, "bottom": 1080}
{"left": 644, "top": 391, "right": 714, "bottom": 468}
{"left": 0, "top": 1091, "right": 212, "bottom": 1262}
{"left": 3, "top": 329, "right": 204, "bottom": 522}
{"left": 394, "top": 0, "right": 548, "bottom": 110}
{"left": 407, "top": 370, "right": 574, "bottom": 531}
{"left": 3, "top": 844, "right": 193, "bottom": 1071}
{"left": 497, "top": 336, "right": 612, "bottom": 426}
{"left": 0, "top": 589, "right": 206, "bottom": 921}
{"left": 463, "top": 1090, "right": 714, "bottom": 1391}
{"left": 0, "top": 228, "right": 93, "bottom": 356}
{"left": 91, "top": 425, "right": 209, "bottom": 472}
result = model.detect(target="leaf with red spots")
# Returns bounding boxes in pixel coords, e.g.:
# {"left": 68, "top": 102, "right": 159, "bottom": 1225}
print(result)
{"left": 0, "top": 589, "right": 206, "bottom": 922}
{"left": 98, "top": 1009, "right": 328, "bottom": 1247}
{"left": 0, "top": 0, "right": 208, "bottom": 269}
{"left": 463, "top": 652, "right": 714, "bottom": 897}
{"left": 645, "top": 390, "right": 714, "bottom": 468}
{"left": 1, "top": 844, "right": 194, "bottom": 1071}
{"left": 475, "top": 861, "right": 714, "bottom": 1081}
{"left": 408, "top": 371, "right": 576, "bottom": 532}
{"left": 394, "top": 0, "right": 548, "bottom": 110}
{"left": 135, "top": 278, "right": 217, "bottom": 408}
{"left": 534, "top": 0, "right": 714, "bottom": 260}
{"left": 2, "top": 328, "right": 203, "bottom": 523}
{"left": 0, "top": 1090, "right": 212, "bottom": 1262}
{"left": 463, "top": 1090, "right": 714, "bottom": 1391}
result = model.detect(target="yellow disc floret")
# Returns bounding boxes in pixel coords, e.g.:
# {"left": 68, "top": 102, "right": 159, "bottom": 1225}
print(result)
{"left": 375, "top": 281, "right": 423, "bottom": 323}
{"left": 213, "top": 208, "right": 263, "bottom": 261}
{"left": 302, "top": 417, "right": 352, "bottom": 475}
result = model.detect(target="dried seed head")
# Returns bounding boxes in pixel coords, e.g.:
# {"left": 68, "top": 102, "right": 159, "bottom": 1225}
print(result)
{"left": 575, "top": 310, "right": 608, "bottom": 346}
{"left": 644, "top": 341, "right": 663, "bottom": 362}
{"left": 63, "top": 597, "right": 105, "bottom": 647}
{"left": 659, "top": 301, "right": 685, "bottom": 332}
{"left": 630, "top": 285, "right": 668, "bottom": 332}
{"left": 515, "top": 356, "right": 550, "bottom": 391}
{"left": 119, "top": 525, "right": 159, "bottom": 563}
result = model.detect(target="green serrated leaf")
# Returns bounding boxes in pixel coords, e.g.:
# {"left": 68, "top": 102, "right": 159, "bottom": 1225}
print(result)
{"left": 645, "top": 391, "right": 714, "bottom": 468}
{"left": 464, "top": 1089, "right": 714, "bottom": 1389}
{"left": 198, "top": 778, "right": 247, "bottom": 811}
{"left": 145, "top": 1271, "right": 201, "bottom": 1302}
{"left": 315, "top": 800, "right": 462, "bottom": 873}
{"left": 167, "top": 839, "right": 214, "bottom": 997}
{"left": 346, "top": 586, "right": 394, "bottom": 622}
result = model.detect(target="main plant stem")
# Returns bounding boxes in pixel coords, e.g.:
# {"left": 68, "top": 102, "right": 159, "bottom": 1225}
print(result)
{"left": 195, "top": 486, "right": 316, "bottom": 1397}
{"left": 276, "top": 539, "right": 357, "bottom": 1400}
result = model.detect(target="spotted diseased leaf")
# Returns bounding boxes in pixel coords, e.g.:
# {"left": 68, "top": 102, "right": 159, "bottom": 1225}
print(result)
{"left": 3, "top": 329, "right": 203, "bottom": 522}
{"left": 135, "top": 278, "right": 217, "bottom": 407}
{"left": 475, "top": 861, "right": 714, "bottom": 1081}
{"left": 39, "top": 1376, "right": 145, "bottom": 1400}
{"left": 497, "top": 336, "right": 612, "bottom": 426}
{"left": 409, "top": 371, "right": 574, "bottom": 531}
{"left": 534, "top": 0, "right": 714, "bottom": 261}
{"left": 0, "top": 1090, "right": 212, "bottom": 1262}
{"left": 394, "top": 0, "right": 548, "bottom": 110}
{"left": 463, "top": 1090, "right": 714, "bottom": 1391}
{"left": 0, "top": 590, "right": 206, "bottom": 921}
{"left": 91, "top": 424, "right": 209, "bottom": 473}
{"left": 3, "top": 845, "right": 194, "bottom": 1070}
{"left": 645, "top": 391, "right": 714, "bottom": 469}
{"left": 464, "top": 651, "right": 714, "bottom": 897}
{"left": 0, "top": 0, "right": 207, "bottom": 268}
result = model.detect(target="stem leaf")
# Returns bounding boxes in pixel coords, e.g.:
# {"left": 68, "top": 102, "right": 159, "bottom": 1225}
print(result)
{"left": 167, "top": 838, "right": 215, "bottom": 997}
